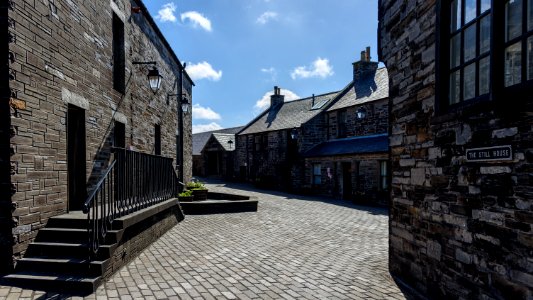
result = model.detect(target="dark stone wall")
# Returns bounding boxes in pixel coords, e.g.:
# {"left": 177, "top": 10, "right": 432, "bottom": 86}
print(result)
{"left": 0, "top": 0, "right": 14, "bottom": 274}
{"left": 326, "top": 99, "right": 388, "bottom": 140}
{"left": 379, "top": 0, "right": 533, "bottom": 298}
{"left": 4, "top": 0, "right": 192, "bottom": 270}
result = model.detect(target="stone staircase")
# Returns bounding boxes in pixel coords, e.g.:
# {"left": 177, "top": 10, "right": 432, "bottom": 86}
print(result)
{"left": 4, "top": 212, "right": 119, "bottom": 295}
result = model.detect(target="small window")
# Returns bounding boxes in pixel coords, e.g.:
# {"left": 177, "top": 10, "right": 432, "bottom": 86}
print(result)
{"left": 337, "top": 110, "right": 347, "bottom": 138}
{"left": 379, "top": 161, "right": 388, "bottom": 191}
{"left": 311, "top": 98, "right": 329, "bottom": 110}
{"left": 113, "top": 13, "right": 125, "bottom": 94}
{"left": 155, "top": 124, "right": 161, "bottom": 155}
{"left": 313, "top": 164, "right": 322, "bottom": 185}
{"left": 254, "top": 136, "right": 261, "bottom": 151}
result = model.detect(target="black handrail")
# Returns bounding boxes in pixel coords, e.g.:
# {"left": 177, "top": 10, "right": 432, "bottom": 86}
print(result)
{"left": 83, "top": 148, "right": 180, "bottom": 258}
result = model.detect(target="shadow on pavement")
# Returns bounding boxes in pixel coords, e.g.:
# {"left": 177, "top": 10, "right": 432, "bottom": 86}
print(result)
{"left": 195, "top": 177, "right": 388, "bottom": 216}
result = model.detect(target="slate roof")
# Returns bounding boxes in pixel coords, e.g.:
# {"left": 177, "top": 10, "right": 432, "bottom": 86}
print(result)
{"left": 192, "top": 126, "right": 244, "bottom": 155}
{"left": 239, "top": 91, "right": 340, "bottom": 135}
{"left": 304, "top": 134, "right": 389, "bottom": 157}
{"left": 327, "top": 68, "right": 388, "bottom": 111}
{"left": 211, "top": 133, "right": 236, "bottom": 152}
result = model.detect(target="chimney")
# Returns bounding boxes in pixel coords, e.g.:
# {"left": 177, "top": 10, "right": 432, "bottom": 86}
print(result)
{"left": 270, "top": 86, "right": 285, "bottom": 108}
{"left": 353, "top": 46, "right": 378, "bottom": 82}
{"left": 312, "top": 94, "right": 315, "bottom": 107}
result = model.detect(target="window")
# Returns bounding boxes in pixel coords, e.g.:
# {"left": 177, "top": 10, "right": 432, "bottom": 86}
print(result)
{"left": 114, "top": 121, "right": 125, "bottom": 148}
{"left": 503, "top": 0, "right": 533, "bottom": 86}
{"left": 379, "top": 161, "right": 388, "bottom": 191}
{"left": 447, "top": 0, "right": 491, "bottom": 105}
{"left": 337, "top": 110, "right": 347, "bottom": 138}
{"left": 155, "top": 124, "right": 161, "bottom": 155}
{"left": 254, "top": 135, "right": 261, "bottom": 151}
{"left": 441, "top": 0, "right": 533, "bottom": 109}
{"left": 313, "top": 164, "right": 322, "bottom": 185}
{"left": 113, "top": 13, "right": 125, "bottom": 93}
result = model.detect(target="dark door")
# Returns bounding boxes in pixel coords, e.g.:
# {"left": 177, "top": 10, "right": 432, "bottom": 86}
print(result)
{"left": 114, "top": 121, "right": 125, "bottom": 148}
{"left": 342, "top": 162, "right": 352, "bottom": 200}
{"left": 67, "top": 105, "right": 87, "bottom": 211}
{"left": 207, "top": 151, "right": 219, "bottom": 175}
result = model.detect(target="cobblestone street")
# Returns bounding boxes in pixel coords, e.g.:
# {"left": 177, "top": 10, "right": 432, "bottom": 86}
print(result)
{"left": 0, "top": 181, "right": 406, "bottom": 299}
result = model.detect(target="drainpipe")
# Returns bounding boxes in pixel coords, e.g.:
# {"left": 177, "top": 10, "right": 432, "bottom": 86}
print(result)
{"left": 178, "top": 64, "right": 184, "bottom": 192}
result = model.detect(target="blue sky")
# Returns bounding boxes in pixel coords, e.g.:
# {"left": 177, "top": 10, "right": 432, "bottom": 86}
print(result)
{"left": 143, "top": 0, "right": 379, "bottom": 133}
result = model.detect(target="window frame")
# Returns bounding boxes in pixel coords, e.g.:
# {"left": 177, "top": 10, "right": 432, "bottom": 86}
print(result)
{"left": 112, "top": 13, "right": 126, "bottom": 94}
{"left": 437, "top": 0, "right": 533, "bottom": 114}
{"left": 312, "top": 163, "right": 322, "bottom": 185}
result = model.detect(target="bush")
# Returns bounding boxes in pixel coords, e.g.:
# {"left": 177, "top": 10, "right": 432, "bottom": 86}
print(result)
{"left": 186, "top": 181, "right": 207, "bottom": 190}
{"left": 178, "top": 190, "right": 193, "bottom": 197}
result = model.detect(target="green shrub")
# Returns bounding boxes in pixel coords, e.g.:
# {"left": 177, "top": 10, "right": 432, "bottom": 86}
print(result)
{"left": 178, "top": 190, "right": 193, "bottom": 197}
{"left": 186, "top": 181, "right": 207, "bottom": 190}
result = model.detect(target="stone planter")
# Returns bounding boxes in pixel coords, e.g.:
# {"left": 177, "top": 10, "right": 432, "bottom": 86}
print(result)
{"left": 178, "top": 195, "right": 194, "bottom": 202}
{"left": 192, "top": 189, "right": 208, "bottom": 201}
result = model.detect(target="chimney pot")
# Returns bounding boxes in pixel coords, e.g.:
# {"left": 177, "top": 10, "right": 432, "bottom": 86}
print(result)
{"left": 365, "top": 47, "right": 371, "bottom": 62}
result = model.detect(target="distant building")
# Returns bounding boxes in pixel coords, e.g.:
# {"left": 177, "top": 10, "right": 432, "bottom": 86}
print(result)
{"left": 236, "top": 87, "right": 339, "bottom": 191}
{"left": 236, "top": 49, "right": 389, "bottom": 205}
{"left": 379, "top": 0, "right": 533, "bottom": 298}
{"left": 192, "top": 127, "right": 243, "bottom": 179}
{"left": 304, "top": 48, "right": 389, "bottom": 204}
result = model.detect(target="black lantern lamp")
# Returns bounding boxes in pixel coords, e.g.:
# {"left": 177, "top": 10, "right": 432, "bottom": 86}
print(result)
{"left": 147, "top": 67, "right": 163, "bottom": 94}
{"left": 356, "top": 106, "right": 367, "bottom": 119}
{"left": 227, "top": 140, "right": 234, "bottom": 149}
{"left": 133, "top": 61, "right": 163, "bottom": 94}
{"left": 181, "top": 97, "right": 190, "bottom": 114}
{"left": 290, "top": 128, "right": 299, "bottom": 140}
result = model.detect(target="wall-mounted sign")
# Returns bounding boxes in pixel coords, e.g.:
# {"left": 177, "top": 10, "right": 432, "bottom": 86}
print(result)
{"left": 466, "top": 145, "right": 512, "bottom": 162}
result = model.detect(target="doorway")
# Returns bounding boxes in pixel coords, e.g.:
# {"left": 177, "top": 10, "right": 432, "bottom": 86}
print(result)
{"left": 67, "top": 105, "right": 87, "bottom": 211}
{"left": 342, "top": 162, "right": 352, "bottom": 200}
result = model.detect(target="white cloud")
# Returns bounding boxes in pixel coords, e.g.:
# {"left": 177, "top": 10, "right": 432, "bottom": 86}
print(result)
{"left": 181, "top": 11, "right": 212, "bottom": 32}
{"left": 261, "top": 67, "right": 277, "bottom": 81}
{"left": 186, "top": 62, "right": 222, "bottom": 81}
{"left": 192, "top": 104, "right": 221, "bottom": 120}
{"left": 256, "top": 11, "right": 278, "bottom": 24}
{"left": 193, "top": 122, "right": 223, "bottom": 134}
{"left": 291, "top": 57, "right": 334, "bottom": 79}
{"left": 156, "top": 3, "right": 177, "bottom": 23}
{"left": 254, "top": 88, "right": 300, "bottom": 112}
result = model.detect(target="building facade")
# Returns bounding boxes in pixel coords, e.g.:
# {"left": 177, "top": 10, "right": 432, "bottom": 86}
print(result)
{"left": 237, "top": 52, "right": 390, "bottom": 204}
{"left": 236, "top": 87, "right": 339, "bottom": 191}
{"left": 379, "top": 0, "right": 533, "bottom": 298}
{"left": 304, "top": 50, "right": 390, "bottom": 204}
{"left": 1, "top": 0, "right": 193, "bottom": 273}
{"left": 192, "top": 126, "right": 243, "bottom": 179}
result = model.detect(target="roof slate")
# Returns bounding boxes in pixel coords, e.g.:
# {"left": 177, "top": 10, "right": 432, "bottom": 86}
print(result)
{"left": 239, "top": 91, "right": 340, "bottom": 135}
{"left": 304, "top": 134, "right": 389, "bottom": 157}
{"left": 192, "top": 126, "right": 244, "bottom": 155}
{"left": 211, "top": 133, "right": 236, "bottom": 152}
{"left": 327, "top": 68, "right": 389, "bottom": 111}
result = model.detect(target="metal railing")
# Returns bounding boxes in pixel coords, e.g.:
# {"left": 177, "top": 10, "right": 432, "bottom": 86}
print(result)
{"left": 83, "top": 148, "right": 179, "bottom": 257}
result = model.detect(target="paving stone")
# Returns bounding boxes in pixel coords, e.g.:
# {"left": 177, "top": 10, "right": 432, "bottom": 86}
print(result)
{"left": 0, "top": 180, "right": 406, "bottom": 299}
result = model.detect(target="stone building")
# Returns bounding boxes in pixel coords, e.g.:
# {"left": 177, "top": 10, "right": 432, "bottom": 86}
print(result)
{"left": 304, "top": 49, "right": 389, "bottom": 204}
{"left": 1, "top": 0, "right": 193, "bottom": 282}
{"left": 192, "top": 126, "right": 243, "bottom": 178}
{"left": 379, "top": 0, "right": 533, "bottom": 298}
{"left": 236, "top": 87, "right": 340, "bottom": 191}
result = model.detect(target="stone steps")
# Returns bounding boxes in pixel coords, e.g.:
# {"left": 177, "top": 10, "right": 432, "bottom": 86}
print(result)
{"left": 3, "top": 214, "right": 118, "bottom": 295}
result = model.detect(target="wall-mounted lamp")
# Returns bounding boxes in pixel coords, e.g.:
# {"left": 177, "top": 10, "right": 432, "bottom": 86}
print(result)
{"left": 133, "top": 61, "right": 163, "bottom": 94}
{"left": 168, "top": 93, "right": 191, "bottom": 113}
{"left": 227, "top": 140, "right": 234, "bottom": 149}
{"left": 181, "top": 97, "right": 190, "bottom": 114}
{"left": 356, "top": 106, "right": 367, "bottom": 119}
{"left": 290, "top": 128, "right": 299, "bottom": 140}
